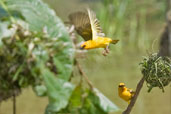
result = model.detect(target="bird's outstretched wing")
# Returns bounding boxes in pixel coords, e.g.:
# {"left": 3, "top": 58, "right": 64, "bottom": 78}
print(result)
{"left": 87, "top": 9, "right": 105, "bottom": 40}
{"left": 69, "top": 12, "right": 92, "bottom": 41}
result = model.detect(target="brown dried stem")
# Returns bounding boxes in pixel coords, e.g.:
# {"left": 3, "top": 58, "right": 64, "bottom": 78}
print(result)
{"left": 13, "top": 93, "right": 16, "bottom": 114}
{"left": 122, "top": 76, "right": 145, "bottom": 114}
{"left": 75, "top": 59, "right": 94, "bottom": 89}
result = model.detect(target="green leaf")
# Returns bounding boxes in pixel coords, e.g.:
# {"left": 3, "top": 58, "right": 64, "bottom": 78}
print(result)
{"left": 33, "top": 85, "right": 47, "bottom": 96}
{"left": 79, "top": 89, "right": 107, "bottom": 114}
{"left": 90, "top": 88, "right": 119, "bottom": 113}
{"left": 82, "top": 97, "right": 106, "bottom": 114}
{"left": 78, "top": 88, "right": 119, "bottom": 114}
{"left": 42, "top": 68, "right": 75, "bottom": 113}
{"left": 82, "top": 97, "right": 103, "bottom": 114}
{"left": 66, "top": 87, "right": 119, "bottom": 114}
{"left": 59, "top": 85, "right": 119, "bottom": 114}
{"left": 69, "top": 83, "right": 82, "bottom": 108}
{"left": 4, "top": 0, "right": 75, "bottom": 81}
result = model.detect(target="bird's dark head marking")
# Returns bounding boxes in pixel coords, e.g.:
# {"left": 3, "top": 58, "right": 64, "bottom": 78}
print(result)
{"left": 119, "top": 83, "right": 125, "bottom": 87}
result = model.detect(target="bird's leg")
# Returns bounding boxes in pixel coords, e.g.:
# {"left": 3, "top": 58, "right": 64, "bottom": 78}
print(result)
{"left": 105, "top": 45, "right": 110, "bottom": 53}
{"left": 102, "top": 52, "right": 106, "bottom": 56}
{"left": 102, "top": 45, "right": 109, "bottom": 56}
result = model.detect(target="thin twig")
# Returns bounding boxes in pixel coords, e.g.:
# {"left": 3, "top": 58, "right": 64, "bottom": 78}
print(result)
{"left": 68, "top": 24, "right": 93, "bottom": 88}
{"left": 75, "top": 59, "right": 94, "bottom": 89}
{"left": 13, "top": 93, "right": 16, "bottom": 114}
{"left": 123, "top": 76, "right": 145, "bottom": 114}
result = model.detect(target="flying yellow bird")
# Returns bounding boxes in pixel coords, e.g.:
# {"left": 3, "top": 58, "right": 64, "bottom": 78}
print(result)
{"left": 69, "top": 9, "right": 119, "bottom": 55}
{"left": 118, "top": 83, "right": 135, "bottom": 104}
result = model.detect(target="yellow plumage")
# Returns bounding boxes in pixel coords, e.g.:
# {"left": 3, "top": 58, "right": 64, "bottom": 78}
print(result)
{"left": 69, "top": 9, "right": 119, "bottom": 55}
{"left": 81, "top": 37, "right": 118, "bottom": 49}
{"left": 118, "top": 83, "right": 135, "bottom": 104}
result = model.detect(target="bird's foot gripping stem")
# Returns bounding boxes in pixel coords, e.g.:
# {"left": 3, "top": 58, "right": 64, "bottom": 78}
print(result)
{"left": 102, "top": 46, "right": 109, "bottom": 56}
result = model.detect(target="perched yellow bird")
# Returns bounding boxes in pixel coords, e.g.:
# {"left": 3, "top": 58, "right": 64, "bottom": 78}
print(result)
{"left": 118, "top": 83, "right": 135, "bottom": 104}
{"left": 69, "top": 9, "right": 119, "bottom": 55}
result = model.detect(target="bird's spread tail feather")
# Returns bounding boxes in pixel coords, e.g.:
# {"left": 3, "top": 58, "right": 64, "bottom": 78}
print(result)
{"left": 111, "top": 40, "right": 119, "bottom": 44}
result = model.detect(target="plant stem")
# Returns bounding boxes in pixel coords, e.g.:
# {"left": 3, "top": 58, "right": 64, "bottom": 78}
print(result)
{"left": 13, "top": 93, "right": 16, "bottom": 114}
{"left": 122, "top": 76, "right": 145, "bottom": 114}
{"left": 76, "top": 59, "right": 94, "bottom": 89}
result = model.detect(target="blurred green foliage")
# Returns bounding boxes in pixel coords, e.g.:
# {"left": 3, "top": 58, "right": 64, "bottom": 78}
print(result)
{"left": 59, "top": 84, "right": 118, "bottom": 114}
{"left": 0, "top": 0, "right": 119, "bottom": 113}
{"left": 96, "top": 0, "right": 166, "bottom": 53}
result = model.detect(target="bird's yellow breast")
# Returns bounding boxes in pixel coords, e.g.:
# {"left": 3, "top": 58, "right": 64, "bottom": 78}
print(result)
{"left": 118, "top": 88, "right": 132, "bottom": 102}
{"left": 84, "top": 37, "right": 112, "bottom": 49}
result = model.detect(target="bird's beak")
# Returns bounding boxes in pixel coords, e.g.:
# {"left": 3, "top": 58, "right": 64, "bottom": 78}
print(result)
{"left": 80, "top": 47, "right": 84, "bottom": 50}
{"left": 80, "top": 45, "right": 86, "bottom": 50}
